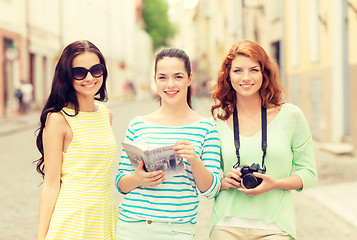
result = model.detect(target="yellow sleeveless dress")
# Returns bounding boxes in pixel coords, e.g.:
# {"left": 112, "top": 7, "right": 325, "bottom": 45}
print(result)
{"left": 45, "top": 103, "right": 117, "bottom": 239}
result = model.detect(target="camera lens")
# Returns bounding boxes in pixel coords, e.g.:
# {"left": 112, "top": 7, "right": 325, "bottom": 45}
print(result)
{"left": 242, "top": 174, "right": 259, "bottom": 189}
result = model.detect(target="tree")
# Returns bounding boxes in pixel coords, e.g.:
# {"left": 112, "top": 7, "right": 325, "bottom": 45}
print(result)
{"left": 142, "top": 0, "right": 176, "bottom": 50}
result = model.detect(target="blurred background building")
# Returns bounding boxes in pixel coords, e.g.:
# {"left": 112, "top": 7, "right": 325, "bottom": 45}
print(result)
{"left": 170, "top": 0, "right": 357, "bottom": 156}
{"left": 0, "top": 0, "right": 152, "bottom": 118}
{"left": 1, "top": 0, "right": 356, "bottom": 155}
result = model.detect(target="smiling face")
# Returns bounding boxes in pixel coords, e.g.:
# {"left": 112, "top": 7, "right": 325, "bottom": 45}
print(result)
{"left": 71, "top": 52, "right": 103, "bottom": 100}
{"left": 155, "top": 57, "right": 192, "bottom": 107}
{"left": 229, "top": 55, "right": 263, "bottom": 100}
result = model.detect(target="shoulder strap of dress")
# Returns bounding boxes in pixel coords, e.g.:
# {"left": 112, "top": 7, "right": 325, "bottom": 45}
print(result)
{"left": 96, "top": 103, "right": 107, "bottom": 112}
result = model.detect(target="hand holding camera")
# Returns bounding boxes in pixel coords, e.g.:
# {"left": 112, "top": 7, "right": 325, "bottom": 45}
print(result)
{"left": 233, "top": 163, "right": 266, "bottom": 189}
{"left": 220, "top": 168, "right": 242, "bottom": 190}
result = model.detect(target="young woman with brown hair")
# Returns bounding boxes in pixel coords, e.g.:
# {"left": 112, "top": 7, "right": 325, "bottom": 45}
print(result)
{"left": 209, "top": 40, "right": 317, "bottom": 240}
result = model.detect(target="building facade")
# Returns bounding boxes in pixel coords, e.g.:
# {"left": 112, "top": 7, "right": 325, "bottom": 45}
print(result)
{"left": 283, "top": 0, "right": 357, "bottom": 155}
{"left": 0, "top": 0, "right": 152, "bottom": 119}
{"left": 171, "top": 0, "right": 357, "bottom": 155}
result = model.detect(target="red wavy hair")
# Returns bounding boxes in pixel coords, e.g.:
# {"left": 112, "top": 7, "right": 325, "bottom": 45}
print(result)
{"left": 211, "top": 40, "right": 285, "bottom": 120}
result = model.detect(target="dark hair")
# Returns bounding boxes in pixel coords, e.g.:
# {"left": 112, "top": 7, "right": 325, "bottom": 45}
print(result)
{"left": 154, "top": 48, "right": 192, "bottom": 108}
{"left": 211, "top": 39, "right": 285, "bottom": 120}
{"left": 34, "top": 40, "right": 108, "bottom": 177}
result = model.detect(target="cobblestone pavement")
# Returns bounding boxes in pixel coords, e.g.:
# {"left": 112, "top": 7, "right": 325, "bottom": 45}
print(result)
{"left": 1, "top": 97, "right": 357, "bottom": 240}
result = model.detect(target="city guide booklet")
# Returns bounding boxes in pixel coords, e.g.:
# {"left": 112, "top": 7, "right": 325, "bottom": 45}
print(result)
{"left": 121, "top": 141, "right": 186, "bottom": 178}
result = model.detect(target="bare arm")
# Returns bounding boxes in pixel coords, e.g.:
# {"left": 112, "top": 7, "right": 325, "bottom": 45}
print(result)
{"left": 173, "top": 140, "right": 213, "bottom": 193}
{"left": 118, "top": 161, "right": 165, "bottom": 194}
{"left": 108, "top": 109, "right": 113, "bottom": 126}
{"left": 189, "top": 155, "right": 213, "bottom": 192}
{"left": 37, "top": 113, "right": 68, "bottom": 240}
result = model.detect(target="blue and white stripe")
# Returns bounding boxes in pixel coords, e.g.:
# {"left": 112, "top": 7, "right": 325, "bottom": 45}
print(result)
{"left": 116, "top": 117, "right": 221, "bottom": 224}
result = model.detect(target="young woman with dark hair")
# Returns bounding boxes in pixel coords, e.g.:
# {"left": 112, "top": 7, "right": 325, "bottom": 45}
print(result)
{"left": 35, "top": 40, "right": 117, "bottom": 239}
{"left": 115, "top": 48, "right": 221, "bottom": 240}
{"left": 154, "top": 48, "right": 193, "bottom": 108}
{"left": 209, "top": 40, "right": 317, "bottom": 240}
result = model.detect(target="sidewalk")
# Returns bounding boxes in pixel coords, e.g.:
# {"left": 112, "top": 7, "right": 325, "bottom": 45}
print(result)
{"left": 303, "top": 180, "right": 357, "bottom": 228}
{"left": 1, "top": 97, "right": 357, "bottom": 233}
{"left": 302, "top": 141, "right": 357, "bottom": 228}
{"left": 0, "top": 111, "right": 40, "bottom": 136}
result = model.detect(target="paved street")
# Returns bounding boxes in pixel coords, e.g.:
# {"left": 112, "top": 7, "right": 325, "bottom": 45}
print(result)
{"left": 0, "top": 97, "right": 356, "bottom": 239}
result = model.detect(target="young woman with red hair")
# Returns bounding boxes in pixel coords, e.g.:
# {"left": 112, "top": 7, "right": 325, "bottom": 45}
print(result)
{"left": 209, "top": 40, "right": 317, "bottom": 240}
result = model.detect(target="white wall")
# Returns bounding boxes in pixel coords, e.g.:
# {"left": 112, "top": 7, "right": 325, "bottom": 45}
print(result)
{"left": 1, "top": 0, "right": 153, "bottom": 105}
{"left": 0, "top": 0, "right": 26, "bottom": 34}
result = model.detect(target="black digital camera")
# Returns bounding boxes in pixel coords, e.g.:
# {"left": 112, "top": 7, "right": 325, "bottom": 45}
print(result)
{"left": 234, "top": 163, "right": 266, "bottom": 189}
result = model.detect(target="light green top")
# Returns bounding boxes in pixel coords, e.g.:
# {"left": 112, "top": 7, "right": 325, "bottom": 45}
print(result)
{"left": 210, "top": 103, "right": 318, "bottom": 239}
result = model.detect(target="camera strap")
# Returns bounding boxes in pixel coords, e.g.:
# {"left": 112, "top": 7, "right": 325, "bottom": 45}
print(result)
{"left": 232, "top": 104, "right": 267, "bottom": 170}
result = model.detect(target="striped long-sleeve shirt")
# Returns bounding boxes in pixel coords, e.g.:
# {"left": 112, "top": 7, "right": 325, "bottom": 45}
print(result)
{"left": 116, "top": 116, "right": 221, "bottom": 224}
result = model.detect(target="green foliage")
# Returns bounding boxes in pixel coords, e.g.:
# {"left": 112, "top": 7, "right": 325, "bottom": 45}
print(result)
{"left": 142, "top": 0, "right": 176, "bottom": 50}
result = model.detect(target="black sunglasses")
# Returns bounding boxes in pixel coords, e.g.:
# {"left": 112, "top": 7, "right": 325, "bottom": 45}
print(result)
{"left": 72, "top": 63, "right": 105, "bottom": 80}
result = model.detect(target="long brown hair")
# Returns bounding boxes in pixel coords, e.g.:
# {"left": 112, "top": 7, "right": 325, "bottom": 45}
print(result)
{"left": 211, "top": 39, "right": 285, "bottom": 120}
{"left": 34, "top": 40, "right": 108, "bottom": 178}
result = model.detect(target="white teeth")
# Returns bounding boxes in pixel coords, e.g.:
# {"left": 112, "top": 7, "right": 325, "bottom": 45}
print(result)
{"left": 166, "top": 91, "right": 178, "bottom": 94}
{"left": 241, "top": 84, "right": 253, "bottom": 88}
{"left": 84, "top": 84, "right": 95, "bottom": 88}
